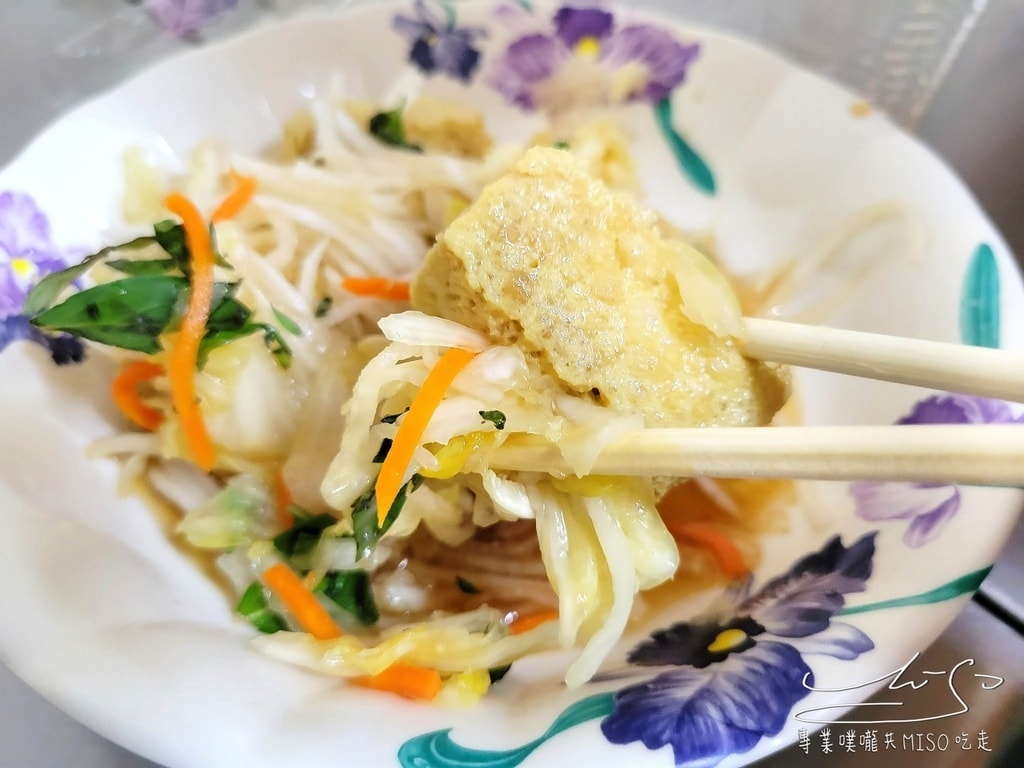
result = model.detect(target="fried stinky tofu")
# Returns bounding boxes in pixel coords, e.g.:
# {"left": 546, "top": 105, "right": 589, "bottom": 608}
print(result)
{"left": 412, "top": 147, "right": 789, "bottom": 428}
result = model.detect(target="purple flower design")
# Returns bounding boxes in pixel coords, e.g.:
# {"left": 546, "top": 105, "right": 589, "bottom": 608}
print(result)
{"left": 394, "top": 0, "right": 487, "bottom": 82}
{"left": 0, "top": 191, "right": 84, "bottom": 365}
{"left": 601, "top": 533, "right": 876, "bottom": 766}
{"left": 850, "top": 395, "right": 1023, "bottom": 547}
{"left": 0, "top": 314, "right": 84, "bottom": 365}
{"left": 0, "top": 191, "right": 66, "bottom": 318}
{"left": 488, "top": 5, "right": 700, "bottom": 111}
{"left": 143, "top": 0, "right": 239, "bottom": 38}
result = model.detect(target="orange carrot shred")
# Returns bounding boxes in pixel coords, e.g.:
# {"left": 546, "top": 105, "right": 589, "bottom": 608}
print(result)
{"left": 111, "top": 360, "right": 165, "bottom": 431}
{"left": 355, "top": 663, "right": 444, "bottom": 701}
{"left": 508, "top": 610, "right": 560, "bottom": 636}
{"left": 375, "top": 347, "right": 476, "bottom": 524}
{"left": 211, "top": 172, "right": 257, "bottom": 222}
{"left": 164, "top": 192, "right": 218, "bottom": 472}
{"left": 665, "top": 521, "right": 748, "bottom": 580}
{"left": 273, "top": 470, "right": 295, "bottom": 530}
{"left": 262, "top": 562, "right": 343, "bottom": 641}
{"left": 657, "top": 481, "right": 749, "bottom": 580}
{"left": 342, "top": 276, "right": 411, "bottom": 302}
{"left": 263, "top": 563, "right": 440, "bottom": 700}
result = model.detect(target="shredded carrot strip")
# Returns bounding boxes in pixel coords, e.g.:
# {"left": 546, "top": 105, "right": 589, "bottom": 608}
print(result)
{"left": 342, "top": 276, "right": 411, "bottom": 302}
{"left": 263, "top": 562, "right": 441, "bottom": 699}
{"left": 264, "top": 564, "right": 442, "bottom": 699}
{"left": 164, "top": 192, "right": 218, "bottom": 472}
{"left": 262, "top": 562, "right": 343, "bottom": 641}
{"left": 375, "top": 347, "right": 476, "bottom": 523}
{"left": 111, "top": 360, "right": 165, "bottom": 431}
{"left": 657, "top": 482, "right": 749, "bottom": 579}
{"left": 355, "top": 663, "right": 444, "bottom": 701}
{"left": 273, "top": 470, "right": 296, "bottom": 530}
{"left": 509, "top": 610, "right": 560, "bottom": 636}
{"left": 211, "top": 172, "right": 257, "bottom": 222}
{"left": 666, "top": 521, "right": 748, "bottom": 580}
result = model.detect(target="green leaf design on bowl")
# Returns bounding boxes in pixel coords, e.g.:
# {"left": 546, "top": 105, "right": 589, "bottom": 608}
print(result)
{"left": 398, "top": 692, "right": 615, "bottom": 768}
{"left": 397, "top": 565, "right": 990, "bottom": 766}
{"left": 653, "top": 97, "right": 716, "bottom": 195}
{"left": 959, "top": 243, "right": 1000, "bottom": 349}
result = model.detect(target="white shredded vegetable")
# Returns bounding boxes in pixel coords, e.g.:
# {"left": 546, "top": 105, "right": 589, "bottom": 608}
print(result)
{"left": 378, "top": 310, "right": 491, "bottom": 351}
{"left": 87, "top": 84, "right": 776, "bottom": 698}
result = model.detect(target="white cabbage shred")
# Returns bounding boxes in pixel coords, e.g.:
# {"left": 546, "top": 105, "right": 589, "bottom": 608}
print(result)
{"left": 108, "top": 87, "right": 693, "bottom": 692}
{"left": 315, "top": 311, "right": 679, "bottom": 685}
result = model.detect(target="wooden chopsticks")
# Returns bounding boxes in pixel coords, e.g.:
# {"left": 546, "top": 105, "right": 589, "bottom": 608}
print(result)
{"left": 489, "top": 426, "right": 1024, "bottom": 485}
{"left": 742, "top": 318, "right": 1024, "bottom": 402}
{"left": 487, "top": 319, "right": 1024, "bottom": 485}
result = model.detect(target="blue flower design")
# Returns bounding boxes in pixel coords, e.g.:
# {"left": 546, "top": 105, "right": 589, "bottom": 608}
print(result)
{"left": 143, "top": 0, "right": 239, "bottom": 37}
{"left": 394, "top": 0, "right": 487, "bottom": 82}
{"left": 487, "top": 5, "right": 700, "bottom": 111}
{"left": 600, "top": 533, "right": 876, "bottom": 766}
{"left": 0, "top": 190, "right": 84, "bottom": 365}
{"left": 850, "top": 394, "right": 1022, "bottom": 547}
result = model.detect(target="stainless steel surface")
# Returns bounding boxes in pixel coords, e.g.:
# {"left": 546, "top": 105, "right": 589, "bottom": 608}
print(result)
{"left": 2, "top": 2, "right": 1022, "bottom": 767}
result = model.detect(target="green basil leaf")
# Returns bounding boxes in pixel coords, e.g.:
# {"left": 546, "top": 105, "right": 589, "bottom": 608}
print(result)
{"left": 479, "top": 410, "right": 507, "bottom": 430}
{"left": 32, "top": 276, "right": 243, "bottom": 356}
{"left": 154, "top": 219, "right": 232, "bottom": 272}
{"left": 237, "top": 581, "right": 269, "bottom": 615}
{"left": 105, "top": 257, "right": 179, "bottom": 276}
{"left": 257, "top": 324, "right": 293, "bottom": 369}
{"left": 368, "top": 108, "right": 423, "bottom": 153}
{"left": 196, "top": 329, "right": 249, "bottom": 365}
{"left": 272, "top": 307, "right": 302, "bottom": 336}
{"left": 250, "top": 610, "right": 289, "bottom": 634}
{"left": 23, "top": 234, "right": 155, "bottom": 317}
{"left": 315, "top": 570, "right": 379, "bottom": 626}
{"left": 237, "top": 582, "right": 288, "bottom": 634}
{"left": 195, "top": 320, "right": 293, "bottom": 370}
{"left": 350, "top": 487, "right": 380, "bottom": 561}
{"left": 371, "top": 438, "right": 393, "bottom": 464}
{"left": 273, "top": 512, "right": 338, "bottom": 558}
{"left": 32, "top": 267, "right": 289, "bottom": 368}
{"left": 195, "top": 291, "right": 253, "bottom": 365}
{"left": 153, "top": 220, "right": 189, "bottom": 273}
{"left": 351, "top": 474, "right": 423, "bottom": 561}
{"left": 314, "top": 297, "right": 333, "bottom": 318}
{"left": 32, "top": 275, "right": 186, "bottom": 353}
{"left": 380, "top": 407, "right": 409, "bottom": 425}
{"left": 197, "top": 290, "right": 293, "bottom": 370}
{"left": 488, "top": 664, "right": 512, "bottom": 684}
{"left": 205, "top": 289, "right": 250, "bottom": 330}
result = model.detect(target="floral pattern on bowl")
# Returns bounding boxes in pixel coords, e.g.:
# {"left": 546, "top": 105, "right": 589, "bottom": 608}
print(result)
{"left": 392, "top": 1, "right": 716, "bottom": 192}
{"left": 485, "top": 5, "right": 700, "bottom": 111}
{"left": 145, "top": 0, "right": 240, "bottom": 37}
{"left": 398, "top": 532, "right": 993, "bottom": 767}
{"left": 0, "top": 191, "right": 83, "bottom": 364}
{"left": 851, "top": 394, "right": 1024, "bottom": 547}
{"left": 600, "top": 533, "right": 876, "bottom": 765}
{"left": 394, "top": 0, "right": 488, "bottom": 81}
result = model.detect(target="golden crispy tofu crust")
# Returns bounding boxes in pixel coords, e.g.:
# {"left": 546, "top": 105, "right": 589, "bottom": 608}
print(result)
{"left": 412, "top": 146, "right": 789, "bottom": 428}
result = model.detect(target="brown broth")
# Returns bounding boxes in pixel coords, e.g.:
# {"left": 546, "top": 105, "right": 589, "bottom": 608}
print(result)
{"left": 125, "top": 461, "right": 236, "bottom": 599}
